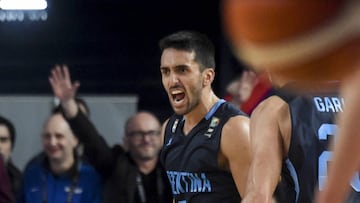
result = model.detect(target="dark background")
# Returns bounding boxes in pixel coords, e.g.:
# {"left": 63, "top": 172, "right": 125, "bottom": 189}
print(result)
{"left": 0, "top": 0, "right": 244, "bottom": 121}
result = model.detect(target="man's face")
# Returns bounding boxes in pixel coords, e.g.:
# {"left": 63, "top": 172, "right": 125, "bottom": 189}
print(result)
{"left": 124, "top": 112, "right": 162, "bottom": 161}
{"left": 42, "top": 114, "right": 78, "bottom": 162}
{"left": 160, "top": 48, "right": 204, "bottom": 115}
{"left": 0, "top": 125, "right": 12, "bottom": 163}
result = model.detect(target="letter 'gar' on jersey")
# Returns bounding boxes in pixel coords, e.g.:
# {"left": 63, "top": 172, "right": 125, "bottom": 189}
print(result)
{"left": 274, "top": 84, "right": 360, "bottom": 203}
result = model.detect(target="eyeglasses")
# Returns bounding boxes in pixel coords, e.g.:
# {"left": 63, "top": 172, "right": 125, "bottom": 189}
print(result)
{"left": 127, "top": 130, "right": 161, "bottom": 139}
{"left": 0, "top": 137, "right": 10, "bottom": 143}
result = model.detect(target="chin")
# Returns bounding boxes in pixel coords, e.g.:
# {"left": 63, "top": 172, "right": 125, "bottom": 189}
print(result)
{"left": 172, "top": 106, "right": 184, "bottom": 115}
{"left": 139, "top": 151, "right": 157, "bottom": 159}
{"left": 173, "top": 105, "right": 192, "bottom": 116}
{"left": 139, "top": 155, "right": 155, "bottom": 161}
{"left": 45, "top": 152, "right": 60, "bottom": 160}
{"left": 48, "top": 155, "right": 61, "bottom": 160}
{"left": 173, "top": 109, "right": 184, "bottom": 115}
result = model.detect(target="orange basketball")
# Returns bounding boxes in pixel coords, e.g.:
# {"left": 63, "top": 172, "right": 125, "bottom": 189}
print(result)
{"left": 222, "top": 0, "right": 360, "bottom": 85}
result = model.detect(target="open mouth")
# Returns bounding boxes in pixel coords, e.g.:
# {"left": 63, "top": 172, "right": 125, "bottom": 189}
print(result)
{"left": 171, "top": 90, "right": 185, "bottom": 103}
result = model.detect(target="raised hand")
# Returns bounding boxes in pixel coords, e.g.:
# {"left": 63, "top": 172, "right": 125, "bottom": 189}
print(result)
{"left": 49, "top": 65, "right": 80, "bottom": 103}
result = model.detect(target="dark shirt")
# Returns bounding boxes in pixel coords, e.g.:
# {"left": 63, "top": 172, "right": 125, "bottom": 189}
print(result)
{"left": 66, "top": 110, "right": 172, "bottom": 203}
{"left": 0, "top": 156, "right": 14, "bottom": 203}
{"left": 7, "top": 160, "right": 22, "bottom": 199}
{"left": 134, "top": 169, "right": 161, "bottom": 203}
{"left": 274, "top": 83, "right": 360, "bottom": 203}
{"left": 161, "top": 101, "right": 246, "bottom": 203}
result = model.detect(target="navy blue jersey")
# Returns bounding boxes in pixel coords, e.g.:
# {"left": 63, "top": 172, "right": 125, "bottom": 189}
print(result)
{"left": 274, "top": 85, "right": 360, "bottom": 203}
{"left": 160, "top": 100, "right": 247, "bottom": 203}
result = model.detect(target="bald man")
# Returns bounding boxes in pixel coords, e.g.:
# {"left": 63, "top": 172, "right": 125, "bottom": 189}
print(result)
{"left": 48, "top": 65, "right": 172, "bottom": 203}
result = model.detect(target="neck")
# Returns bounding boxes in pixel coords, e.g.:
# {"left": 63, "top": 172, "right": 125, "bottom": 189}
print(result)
{"left": 135, "top": 158, "right": 158, "bottom": 175}
{"left": 49, "top": 156, "right": 75, "bottom": 175}
{"left": 183, "top": 91, "right": 219, "bottom": 134}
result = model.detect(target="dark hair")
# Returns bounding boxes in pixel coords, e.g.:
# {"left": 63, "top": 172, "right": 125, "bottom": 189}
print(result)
{"left": 0, "top": 116, "right": 16, "bottom": 150}
{"left": 159, "top": 30, "right": 216, "bottom": 70}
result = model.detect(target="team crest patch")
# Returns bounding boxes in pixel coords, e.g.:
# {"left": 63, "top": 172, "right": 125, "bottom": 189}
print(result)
{"left": 204, "top": 117, "right": 220, "bottom": 138}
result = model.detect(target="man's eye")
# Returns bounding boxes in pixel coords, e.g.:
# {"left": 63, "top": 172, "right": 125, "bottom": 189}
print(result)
{"left": 161, "top": 69, "right": 170, "bottom": 75}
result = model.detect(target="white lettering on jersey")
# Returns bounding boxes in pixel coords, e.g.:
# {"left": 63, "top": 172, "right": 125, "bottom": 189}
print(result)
{"left": 313, "top": 97, "right": 345, "bottom": 112}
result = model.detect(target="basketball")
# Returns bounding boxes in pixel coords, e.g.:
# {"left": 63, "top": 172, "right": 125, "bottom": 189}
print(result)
{"left": 222, "top": 0, "right": 360, "bottom": 85}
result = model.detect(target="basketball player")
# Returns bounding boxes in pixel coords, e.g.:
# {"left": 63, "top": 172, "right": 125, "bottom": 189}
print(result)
{"left": 242, "top": 76, "right": 350, "bottom": 202}
{"left": 159, "top": 30, "right": 251, "bottom": 202}
{"left": 222, "top": 1, "right": 360, "bottom": 202}
{"left": 316, "top": 69, "right": 360, "bottom": 203}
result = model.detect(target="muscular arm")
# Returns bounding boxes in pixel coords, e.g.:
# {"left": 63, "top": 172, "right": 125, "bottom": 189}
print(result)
{"left": 243, "top": 96, "right": 291, "bottom": 203}
{"left": 317, "top": 69, "right": 360, "bottom": 203}
{"left": 220, "top": 115, "right": 251, "bottom": 197}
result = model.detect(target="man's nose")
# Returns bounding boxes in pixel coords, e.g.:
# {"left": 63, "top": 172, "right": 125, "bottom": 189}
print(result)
{"left": 169, "top": 72, "right": 180, "bottom": 84}
{"left": 49, "top": 136, "right": 57, "bottom": 146}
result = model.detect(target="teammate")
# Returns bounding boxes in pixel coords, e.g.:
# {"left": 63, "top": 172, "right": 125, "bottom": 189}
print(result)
{"left": 241, "top": 79, "right": 354, "bottom": 202}
{"left": 158, "top": 30, "right": 251, "bottom": 202}
{"left": 222, "top": 1, "right": 360, "bottom": 202}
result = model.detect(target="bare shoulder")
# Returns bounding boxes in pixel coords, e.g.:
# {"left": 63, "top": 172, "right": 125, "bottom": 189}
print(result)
{"left": 222, "top": 114, "right": 250, "bottom": 142}
{"left": 160, "top": 118, "right": 170, "bottom": 145}
{"left": 252, "top": 95, "right": 289, "bottom": 120}
{"left": 161, "top": 118, "right": 170, "bottom": 132}
{"left": 220, "top": 114, "right": 250, "bottom": 162}
{"left": 219, "top": 114, "right": 251, "bottom": 195}
{"left": 251, "top": 95, "right": 292, "bottom": 155}
{"left": 251, "top": 95, "right": 290, "bottom": 132}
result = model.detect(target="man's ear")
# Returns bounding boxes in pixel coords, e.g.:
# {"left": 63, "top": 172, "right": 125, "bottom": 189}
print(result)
{"left": 203, "top": 68, "right": 215, "bottom": 86}
{"left": 73, "top": 136, "right": 79, "bottom": 148}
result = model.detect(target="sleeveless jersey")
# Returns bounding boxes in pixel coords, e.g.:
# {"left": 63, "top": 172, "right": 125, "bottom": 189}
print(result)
{"left": 274, "top": 86, "right": 360, "bottom": 203}
{"left": 160, "top": 100, "right": 247, "bottom": 203}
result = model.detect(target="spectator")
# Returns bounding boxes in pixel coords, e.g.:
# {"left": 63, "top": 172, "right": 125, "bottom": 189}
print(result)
{"left": 0, "top": 155, "right": 14, "bottom": 203}
{"left": 24, "top": 97, "right": 90, "bottom": 170}
{"left": 49, "top": 65, "right": 172, "bottom": 203}
{"left": 225, "top": 69, "right": 274, "bottom": 115}
{"left": 18, "top": 112, "right": 102, "bottom": 203}
{"left": 0, "top": 116, "right": 22, "bottom": 199}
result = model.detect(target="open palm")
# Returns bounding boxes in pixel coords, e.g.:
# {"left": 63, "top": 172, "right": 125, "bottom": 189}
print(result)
{"left": 49, "top": 65, "right": 80, "bottom": 103}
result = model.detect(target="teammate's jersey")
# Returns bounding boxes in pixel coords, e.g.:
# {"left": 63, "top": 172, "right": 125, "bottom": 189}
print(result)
{"left": 274, "top": 85, "right": 360, "bottom": 203}
{"left": 160, "top": 100, "right": 247, "bottom": 203}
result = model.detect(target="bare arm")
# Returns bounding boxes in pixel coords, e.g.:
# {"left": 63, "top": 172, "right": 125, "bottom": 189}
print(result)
{"left": 49, "top": 65, "right": 79, "bottom": 118}
{"left": 242, "top": 96, "right": 291, "bottom": 203}
{"left": 316, "top": 69, "right": 360, "bottom": 203}
{"left": 220, "top": 115, "right": 251, "bottom": 198}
